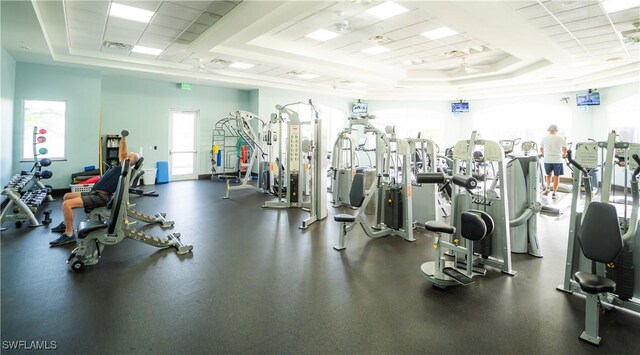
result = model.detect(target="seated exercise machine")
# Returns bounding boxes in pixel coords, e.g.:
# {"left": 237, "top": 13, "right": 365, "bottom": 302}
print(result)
{"left": 557, "top": 132, "right": 640, "bottom": 345}
{"left": 333, "top": 125, "right": 415, "bottom": 250}
{"left": 1, "top": 126, "right": 54, "bottom": 230}
{"left": 85, "top": 157, "right": 174, "bottom": 228}
{"left": 67, "top": 159, "right": 192, "bottom": 272}
{"left": 262, "top": 100, "right": 327, "bottom": 229}
{"left": 419, "top": 132, "right": 517, "bottom": 281}
{"left": 417, "top": 172, "right": 496, "bottom": 287}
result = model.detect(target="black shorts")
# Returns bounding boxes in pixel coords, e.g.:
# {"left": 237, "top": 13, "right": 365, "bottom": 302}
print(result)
{"left": 80, "top": 190, "right": 111, "bottom": 209}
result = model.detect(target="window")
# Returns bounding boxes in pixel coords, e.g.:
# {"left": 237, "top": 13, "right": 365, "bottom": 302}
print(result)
{"left": 22, "top": 100, "right": 66, "bottom": 160}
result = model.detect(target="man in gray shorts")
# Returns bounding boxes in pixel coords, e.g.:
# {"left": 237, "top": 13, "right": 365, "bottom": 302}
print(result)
{"left": 540, "top": 124, "right": 567, "bottom": 199}
{"left": 49, "top": 135, "right": 138, "bottom": 246}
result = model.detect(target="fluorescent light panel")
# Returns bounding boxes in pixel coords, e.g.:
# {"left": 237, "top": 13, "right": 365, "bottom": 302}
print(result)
{"left": 306, "top": 29, "right": 341, "bottom": 41}
{"left": 348, "top": 82, "right": 367, "bottom": 87}
{"left": 421, "top": 26, "right": 458, "bottom": 40}
{"left": 131, "top": 45, "right": 162, "bottom": 55}
{"left": 229, "top": 62, "right": 254, "bottom": 69}
{"left": 361, "top": 46, "right": 390, "bottom": 55}
{"left": 297, "top": 73, "right": 319, "bottom": 79}
{"left": 601, "top": 0, "right": 640, "bottom": 13}
{"left": 109, "top": 3, "right": 154, "bottom": 23}
{"left": 365, "top": 1, "right": 409, "bottom": 20}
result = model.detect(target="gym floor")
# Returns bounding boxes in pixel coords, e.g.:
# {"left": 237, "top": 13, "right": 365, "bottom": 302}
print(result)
{"left": 1, "top": 180, "right": 639, "bottom": 354}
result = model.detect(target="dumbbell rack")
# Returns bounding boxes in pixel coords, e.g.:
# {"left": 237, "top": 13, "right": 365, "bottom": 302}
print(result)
{"left": 1, "top": 126, "right": 54, "bottom": 230}
{"left": 1, "top": 173, "right": 53, "bottom": 230}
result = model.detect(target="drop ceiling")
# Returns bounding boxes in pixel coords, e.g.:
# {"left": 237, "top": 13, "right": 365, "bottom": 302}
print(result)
{"left": 2, "top": 0, "right": 639, "bottom": 99}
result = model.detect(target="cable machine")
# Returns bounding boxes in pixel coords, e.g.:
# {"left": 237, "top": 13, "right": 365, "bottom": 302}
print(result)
{"left": 262, "top": 100, "right": 327, "bottom": 229}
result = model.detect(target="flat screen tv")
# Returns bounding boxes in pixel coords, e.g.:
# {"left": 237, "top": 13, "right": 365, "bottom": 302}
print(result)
{"left": 352, "top": 102, "right": 368, "bottom": 116}
{"left": 451, "top": 102, "right": 469, "bottom": 112}
{"left": 576, "top": 92, "right": 600, "bottom": 106}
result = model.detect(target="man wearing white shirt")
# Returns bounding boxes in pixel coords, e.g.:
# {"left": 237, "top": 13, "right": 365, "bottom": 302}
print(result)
{"left": 540, "top": 124, "right": 567, "bottom": 199}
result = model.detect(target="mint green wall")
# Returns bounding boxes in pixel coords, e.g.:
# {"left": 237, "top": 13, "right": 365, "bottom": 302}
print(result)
{"left": 13, "top": 62, "right": 101, "bottom": 189}
{"left": 1, "top": 47, "right": 16, "bottom": 193}
{"left": 100, "top": 76, "right": 252, "bottom": 175}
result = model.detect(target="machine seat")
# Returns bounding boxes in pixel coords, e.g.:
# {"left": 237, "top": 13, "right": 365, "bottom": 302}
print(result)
{"left": 424, "top": 220, "right": 455, "bottom": 234}
{"left": 78, "top": 220, "right": 108, "bottom": 239}
{"left": 573, "top": 272, "right": 616, "bottom": 294}
{"left": 334, "top": 214, "right": 356, "bottom": 223}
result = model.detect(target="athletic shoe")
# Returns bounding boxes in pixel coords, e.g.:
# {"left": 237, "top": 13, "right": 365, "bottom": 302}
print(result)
{"left": 49, "top": 234, "right": 75, "bottom": 246}
{"left": 543, "top": 189, "right": 550, "bottom": 196}
{"left": 51, "top": 222, "right": 66, "bottom": 233}
{"left": 552, "top": 193, "right": 558, "bottom": 200}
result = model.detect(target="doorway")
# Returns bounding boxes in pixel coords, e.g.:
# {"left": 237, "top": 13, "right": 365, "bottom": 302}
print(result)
{"left": 169, "top": 110, "right": 198, "bottom": 180}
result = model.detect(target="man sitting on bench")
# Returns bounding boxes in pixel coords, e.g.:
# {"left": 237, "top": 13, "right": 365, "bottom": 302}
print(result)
{"left": 49, "top": 134, "right": 139, "bottom": 246}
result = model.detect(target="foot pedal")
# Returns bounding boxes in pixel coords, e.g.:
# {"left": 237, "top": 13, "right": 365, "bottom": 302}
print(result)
{"left": 442, "top": 267, "right": 474, "bottom": 285}
{"left": 456, "top": 261, "right": 487, "bottom": 276}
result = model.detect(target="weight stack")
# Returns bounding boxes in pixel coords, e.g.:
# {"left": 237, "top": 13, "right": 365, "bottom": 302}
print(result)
{"left": 383, "top": 186, "right": 404, "bottom": 230}
{"left": 289, "top": 173, "right": 299, "bottom": 203}
{"left": 473, "top": 232, "right": 493, "bottom": 258}
{"left": 606, "top": 243, "right": 634, "bottom": 301}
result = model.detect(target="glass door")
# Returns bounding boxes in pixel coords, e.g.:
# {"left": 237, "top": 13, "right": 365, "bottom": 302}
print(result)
{"left": 169, "top": 110, "right": 198, "bottom": 180}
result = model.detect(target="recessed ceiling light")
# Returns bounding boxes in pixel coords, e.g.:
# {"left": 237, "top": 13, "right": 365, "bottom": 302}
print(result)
{"left": 361, "top": 45, "right": 390, "bottom": 55}
{"left": 421, "top": 27, "right": 458, "bottom": 40}
{"left": 131, "top": 45, "right": 162, "bottom": 55}
{"left": 306, "top": 29, "right": 341, "bottom": 41}
{"left": 109, "top": 3, "right": 154, "bottom": 23}
{"left": 601, "top": 0, "right": 640, "bottom": 14}
{"left": 297, "top": 73, "right": 319, "bottom": 79}
{"left": 365, "top": 1, "right": 409, "bottom": 20}
{"left": 229, "top": 62, "right": 254, "bottom": 69}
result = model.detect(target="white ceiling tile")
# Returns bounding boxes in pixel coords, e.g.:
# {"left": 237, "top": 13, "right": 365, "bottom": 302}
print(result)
{"left": 66, "top": 7, "right": 106, "bottom": 23}
{"left": 68, "top": 19, "right": 103, "bottom": 34}
{"left": 64, "top": 0, "right": 109, "bottom": 13}
{"left": 186, "top": 22, "right": 209, "bottom": 34}
{"left": 104, "top": 27, "right": 143, "bottom": 45}
{"left": 157, "top": 2, "right": 203, "bottom": 22}
{"left": 176, "top": 1, "right": 213, "bottom": 12}
{"left": 550, "top": 4, "right": 603, "bottom": 24}
{"left": 106, "top": 17, "right": 148, "bottom": 32}
{"left": 206, "top": 1, "right": 240, "bottom": 16}
{"left": 145, "top": 24, "right": 183, "bottom": 39}
{"left": 515, "top": 3, "right": 549, "bottom": 20}
{"left": 116, "top": 1, "right": 161, "bottom": 12}
{"left": 151, "top": 14, "right": 192, "bottom": 30}
{"left": 564, "top": 16, "right": 610, "bottom": 32}
{"left": 194, "top": 12, "right": 222, "bottom": 27}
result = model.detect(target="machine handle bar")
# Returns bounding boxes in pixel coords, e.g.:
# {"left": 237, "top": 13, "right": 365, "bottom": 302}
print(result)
{"left": 633, "top": 154, "right": 640, "bottom": 177}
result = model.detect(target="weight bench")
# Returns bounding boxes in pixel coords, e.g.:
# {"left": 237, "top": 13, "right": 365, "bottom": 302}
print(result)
{"left": 85, "top": 157, "right": 173, "bottom": 228}
{"left": 67, "top": 159, "right": 192, "bottom": 272}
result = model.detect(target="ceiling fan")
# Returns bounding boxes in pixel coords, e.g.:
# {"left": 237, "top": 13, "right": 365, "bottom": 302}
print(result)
{"left": 451, "top": 57, "right": 491, "bottom": 74}
{"left": 332, "top": 11, "right": 351, "bottom": 33}
{"left": 184, "top": 57, "right": 230, "bottom": 72}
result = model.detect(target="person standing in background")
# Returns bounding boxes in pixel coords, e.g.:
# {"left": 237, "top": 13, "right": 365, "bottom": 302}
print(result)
{"left": 540, "top": 124, "right": 567, "bottom": 199}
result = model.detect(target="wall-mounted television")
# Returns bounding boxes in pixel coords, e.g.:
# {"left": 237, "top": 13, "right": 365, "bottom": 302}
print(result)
{"left": 352, "top": 102, "right": 368, "bottom": 116}
{"left": 576, "top": 92, "right": 600, "bottom": 106}
{"left": 451, "top": 102, "right": 469, "bottom": 112}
